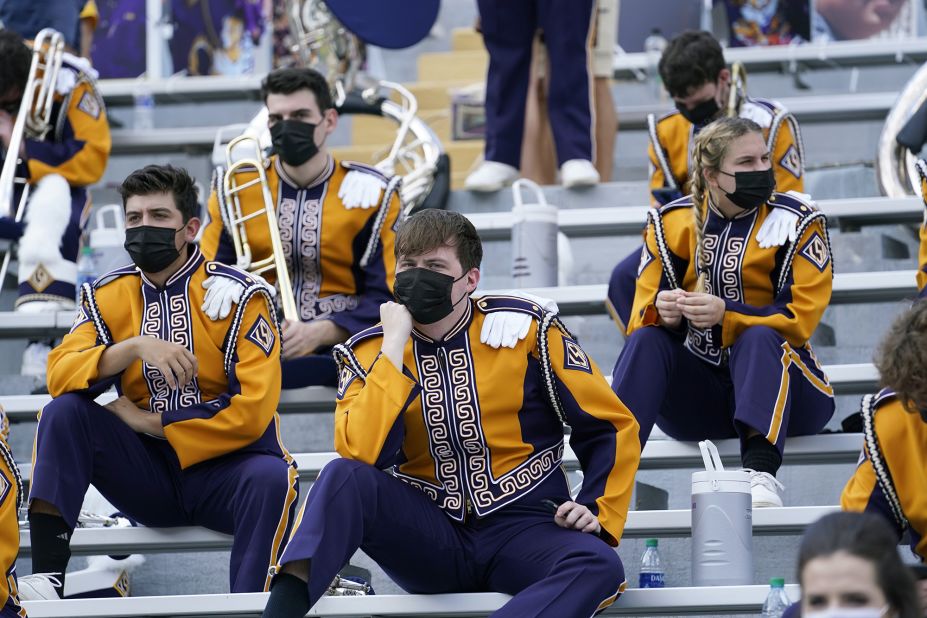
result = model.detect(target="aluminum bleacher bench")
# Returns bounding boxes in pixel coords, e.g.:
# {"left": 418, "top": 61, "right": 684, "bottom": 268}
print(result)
{"left": 0, "top": 362, "right": 881, "bottom": 423}
{"left": 284, "top": 433, "right": 861, "bottom": 482}
{"left": 468, "top": 197, "right": 923, "bottom": 240}
{"left": 18, "top": 506, "right": 838, "bottom": 557}
{"left": 14, "top": 432, "right": 863, "bottom": 488}
{"left": 106, "top": 92, "right": 901, "bottom": 154}
{"left": 0, "top": 269, "right": 916, "bottom": 343}
{"left": 505, "top": 271, "right": 917, "bottom": 316}
{"left": 22, "top": 584, "right": 803, "bottom": 617}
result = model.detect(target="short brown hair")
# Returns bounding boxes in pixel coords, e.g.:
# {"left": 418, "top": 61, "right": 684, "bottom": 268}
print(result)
{"left": 119, "top": 164, "right": 199, "bottom": 222}
{"left": 875, "top": 301, "right": 927, "bottom": 418}
{"left": 395, "top": 209, "right": 482, "bottom": 272}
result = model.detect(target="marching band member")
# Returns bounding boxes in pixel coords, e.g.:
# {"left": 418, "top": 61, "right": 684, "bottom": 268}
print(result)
{"left": 0, "top": 407, "right": 25, "bottom": 617}
{"left": 262, "top": 209, "right": 640, "bottom": 618}
{"left": 915, "top": 159, "right": 926, "bottom": 298}
{"left": 199, "top": 66, "right": 402, "bottom": 388}
{"left": 612, "top": 117, "right": 835, "bottom": 508}
{"left": 22, "top": 165, "right": 297, "bottom": 599}
{"left": 465, "top": 0, "right": 600, "bottom": 191}
{"left": 841, "top": 301, "right": 927, "bottom": 563}
{"left": 0, "top": 29, "right": 111, "bottom": 378}
{"left": 607, "top": 31, "right": 805, "bottom": 330}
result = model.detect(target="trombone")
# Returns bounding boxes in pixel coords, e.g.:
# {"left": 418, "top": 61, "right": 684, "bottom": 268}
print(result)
{"left": 0, "top": 28, "right": 65, "bottom": 289}
{"left": 726, "top": 61, "right": 746, "bottom": 118}
{"left": 221, "top": 134, "right": 299, "bottom": 322}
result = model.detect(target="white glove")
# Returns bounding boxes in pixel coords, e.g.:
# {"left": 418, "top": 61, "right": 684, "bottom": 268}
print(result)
{"left": 202, "top": 273, "right": 277, "bottom": 320}
{"left": 479, "top": 291, "right": 560, "bottom": 349}
{"left": 339, "top": 170, "right": 385, "bottom": 209}
{"left": 756, "top": 207, "right": 799, "bottom": 248}
{"left": 202, "top": 276, "right": 245, "bottom": 320}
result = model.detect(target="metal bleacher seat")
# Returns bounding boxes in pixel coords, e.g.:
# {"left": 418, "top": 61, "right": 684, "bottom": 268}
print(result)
{"left": 22, "top": 584, "right": 801, "bottom": 617}
{"left": 0, "top": 361, "right": 880, "bottom": 424}
{"left": 18, "top": 506, "right": 838, "bottom": 557}
{"left": 0, "top": 266, "right": 916, "bottom": 344}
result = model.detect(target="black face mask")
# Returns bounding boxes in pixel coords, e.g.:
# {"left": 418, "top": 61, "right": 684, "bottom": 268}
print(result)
{"left": 124, "top": 225, "right": 184, "bottom": 273}
{"left": 393, "top": 267, "right": 467, "bottom": 325}
{"left": 719, "top": 168, "right": 776, "bottom": 210}
{"left": 677, "top": 97, "right": 721, "bottom": 126}
{"left": 270, "top": 119, "right": 320, "bottom": 166}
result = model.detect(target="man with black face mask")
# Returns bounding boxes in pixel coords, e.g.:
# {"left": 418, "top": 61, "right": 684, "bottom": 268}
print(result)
{"left": 200, "top": 66, "right": 402, "bottom": 389}
{"left": 261, "top": 209, "right": 641, "bottom": 618}
{"left": 20, "top": 165, "right": 298, "bottom": 600}
{"left": 604, "top": 30, "right": 807, "bottom": 332}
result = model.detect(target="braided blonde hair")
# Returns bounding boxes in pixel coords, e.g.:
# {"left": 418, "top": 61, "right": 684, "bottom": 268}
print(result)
{"left": 688, "top": 116, "right": 763, "bottom": 291}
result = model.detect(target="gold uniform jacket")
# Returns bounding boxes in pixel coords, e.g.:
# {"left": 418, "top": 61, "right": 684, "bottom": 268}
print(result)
{"left": 842, "top": 390, "right": 927, "bottom": 561}
{"left": 332, "top": 296, "right": 641, "bottom": 545}
{"left": 200, "top": 156, "right": 401, "bottom": 336}
{"left": 631, "top": 192, "right": 833, "bottom": 369}
{"left": 20, "top": 57, "right": 111, "bottom": 190}
{"left": 916, "top": 160, "right": 927, "bottom": 297}
{"left": 0, "top": 410, "right": 24, "bottom": 616}
{"left": 46, "top": 248, "right": 289, "bottom": 470}
{"left": 647, "top": 97, "right": 804, "bottom": 205}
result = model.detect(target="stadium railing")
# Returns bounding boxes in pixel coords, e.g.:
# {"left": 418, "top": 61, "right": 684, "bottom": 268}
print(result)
{"left": 22, "top": 584, "right": 803, "bottom": 617}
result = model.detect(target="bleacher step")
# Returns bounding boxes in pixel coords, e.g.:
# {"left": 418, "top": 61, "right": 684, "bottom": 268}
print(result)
{"left": 17, "top": 506, "right": 838, "bottom": 557}
{"left": 22, "top": 584, "right": 802, "bottom": 617}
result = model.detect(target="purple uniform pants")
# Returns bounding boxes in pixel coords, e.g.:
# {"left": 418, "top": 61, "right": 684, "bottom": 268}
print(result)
{"left": 29, "top": 393, "right": 298, "bottom": 592}
{"left": 606, "top": 247, "right": 641, "bottom": 330}
{"left": 278, "top": 458, "right": 624, "bottom": 616}
{"left": 476, "top": 0, "right": 595, "bottom": 168}
{"left": 611, "top": 325, "right": 835, "bottom": 452}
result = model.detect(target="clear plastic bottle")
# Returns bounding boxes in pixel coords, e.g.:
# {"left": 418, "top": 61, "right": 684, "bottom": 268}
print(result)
{"left": 761, "top": 577, "right": 791, "bottom": 617}
{"left": 76, "top": 245, "right": 96, "bottom": 302}
{"left": 643, "top": 28, "right": 668, "bottom": 100}
{"left": 639, "top": 538, "right": 665, "bottom": 588}
{"left": 133, "top": 80, "right": 155, "bottom": 130}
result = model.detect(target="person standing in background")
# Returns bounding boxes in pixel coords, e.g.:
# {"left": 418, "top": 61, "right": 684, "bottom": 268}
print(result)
{"left": 465, "top": 0, "right": 601, "bottom": 192}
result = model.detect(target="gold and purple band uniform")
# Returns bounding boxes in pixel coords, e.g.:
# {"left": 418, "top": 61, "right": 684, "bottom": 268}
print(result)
{"left": 841, "top": 389, "right": 927, "bottom": 561}
{"left": 915, "top": 160, "right": 927, "bottom": 298}
{"left": 5, "top": 55, "right": 111, "bottom": 307}
{"left": 200, "top": 156, "right": 401, "bottom": 387}
{"left": 30, "top": 248, "right": 298, "bottom": 592}
{"left": 612, "top": 191, "right": 835, "bottom": 452}
{"left": 0, "top": 410, "right": 25, "bottom": 618}
{"left": 277, "top": 296, "right": 640, "bottom": 615}
{"left": 607, "top": 96, "right": 805, "bottom": 329}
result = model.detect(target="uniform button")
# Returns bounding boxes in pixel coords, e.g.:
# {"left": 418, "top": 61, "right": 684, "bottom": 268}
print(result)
{"left": 800, "top": 206, "right": 808, "bottom": 212}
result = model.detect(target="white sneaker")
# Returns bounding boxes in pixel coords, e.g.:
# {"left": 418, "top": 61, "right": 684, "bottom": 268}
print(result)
{"left": 746, "top": 469, "right": 784, "bottom": 508}
{"left": 17, "top": 573, "right": 62, "bottom": 600}
{"left": 560, "top": 159, "right": 600, "bottom": 188}
{"left": 21, "top": 341, "right": 51, "bottom": 378}
{"left": 464, "top": 161, "right": 519, "bottom": 192}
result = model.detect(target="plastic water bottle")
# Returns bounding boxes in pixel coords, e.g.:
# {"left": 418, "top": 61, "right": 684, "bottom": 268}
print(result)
{"left": 761, "top": 578, "right": 791, "bottom": 617}
{"left": 643, "top": 28, "right": 668, "bottom": 100}
{"left": 133, "top": 80, "right": 155, "bottom": 130}
{"left": 76, "top": 245, "right": 96, "bottom": 302}
{"left": 639, "top": 538, "right": 665, "bottom": 588}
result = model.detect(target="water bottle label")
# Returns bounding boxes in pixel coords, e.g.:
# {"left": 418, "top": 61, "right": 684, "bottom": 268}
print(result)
{"left": 638, "top": 572, "right": 665, "bottom": 588}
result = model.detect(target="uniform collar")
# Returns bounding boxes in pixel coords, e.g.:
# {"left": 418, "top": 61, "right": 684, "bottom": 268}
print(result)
{"left": 706, "top": 196, "right": 758, "bottom": 221}
{"left": 139, "top": 246, "right": 204, "bottom": 291}
{"left": 411, "top": 298, "right": 474, "bottom": 344}
{"left": 274, "top": 154, "right": 335, "bottom": 190}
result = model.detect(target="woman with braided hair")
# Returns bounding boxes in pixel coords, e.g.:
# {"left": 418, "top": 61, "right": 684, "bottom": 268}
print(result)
{"left": 611, "top": 116, "right": 835, "bottom": 508}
